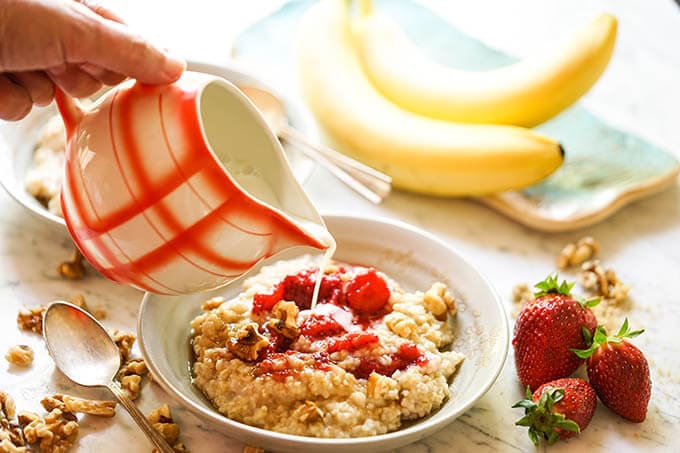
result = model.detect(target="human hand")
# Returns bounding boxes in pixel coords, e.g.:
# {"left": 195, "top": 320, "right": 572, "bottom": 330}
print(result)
{"left": 0, "top": 0, "right": 185, "bottom": 120}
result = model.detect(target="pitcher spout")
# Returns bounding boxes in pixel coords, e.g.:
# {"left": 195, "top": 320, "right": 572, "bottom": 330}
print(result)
{"left": 267, "top": 215, "right": 334, "bottom": 258}
{"left": 54, "top": 87, "right": 84, "bottom": 139}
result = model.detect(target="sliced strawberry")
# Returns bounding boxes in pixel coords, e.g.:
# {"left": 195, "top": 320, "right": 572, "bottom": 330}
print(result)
{"left": 573, "top": 318, "right": 651, "bottom": 422}
{"left": 514, "top": 377, "right": 596, "bottom": 445}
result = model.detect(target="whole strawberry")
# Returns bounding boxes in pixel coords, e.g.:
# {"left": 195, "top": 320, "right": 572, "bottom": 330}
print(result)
{"left": 513, "top": 377, "right": 597, "bottom": 445}
{"left": 573, "top": 319, "right": 651, "bottom": 422}
{"left": 513, "top": 274, "right": 599, "bottom": 390}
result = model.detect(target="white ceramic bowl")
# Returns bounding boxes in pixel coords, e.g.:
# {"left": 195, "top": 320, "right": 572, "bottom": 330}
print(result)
{"left": 0, "top": 61, "right": 315, "bottom": 233}
{"left": 138, "top": 214, "right": 509, "bottom": 453}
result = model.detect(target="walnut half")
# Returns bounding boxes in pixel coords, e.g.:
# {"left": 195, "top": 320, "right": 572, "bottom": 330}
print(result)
{"left": 5, "top": 346, "right": 34, "bottom": 368}
{"left": 423, "top": 282, "right": 456, "bottom": 319}
{"left": 556, "top": 237, "right": 600, "bottom": 269}
{"left": 227, "top": 323, "right": 269, "bottom": 362}
{"left": 266, "top": 301, "right": 300, "bottom": 339}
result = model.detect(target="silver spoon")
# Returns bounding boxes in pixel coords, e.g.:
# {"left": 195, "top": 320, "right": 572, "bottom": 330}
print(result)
{"left": 43, "top": 301, "right": 175, "bottom": 453}
{"left": 239, "top": 85, "right": 392, "bottom": 204}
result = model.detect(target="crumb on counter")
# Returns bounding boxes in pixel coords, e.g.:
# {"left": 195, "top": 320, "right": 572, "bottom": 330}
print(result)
{"left": 510, "top": 283, "right": 534, "bottom": 317}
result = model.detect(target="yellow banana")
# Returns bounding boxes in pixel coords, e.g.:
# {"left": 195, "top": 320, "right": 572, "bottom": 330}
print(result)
{"left": 296, "top": 0, "right": 563, "bottom": 196}
{"left": 352, "top": 0, "right": 617, "bottom": 127}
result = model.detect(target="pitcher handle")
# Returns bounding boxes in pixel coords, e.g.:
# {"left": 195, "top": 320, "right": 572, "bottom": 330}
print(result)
{"left": 54, "top": 87, "right": 84, "bottom": 139}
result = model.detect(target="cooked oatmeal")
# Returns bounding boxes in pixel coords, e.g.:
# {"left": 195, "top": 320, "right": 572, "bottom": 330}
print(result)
{"left": 24, "top": 114, "right": 67, "bottom": 217}
{"left": 191, "top": 256, "right": 464, "bottom": 438}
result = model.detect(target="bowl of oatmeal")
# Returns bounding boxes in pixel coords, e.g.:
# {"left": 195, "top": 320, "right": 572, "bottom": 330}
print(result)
{"left": 0, "top": 61, "right": 315, "bottom": 232}
{"left": 138, "top": 214, "right": 509, "bottom": 452}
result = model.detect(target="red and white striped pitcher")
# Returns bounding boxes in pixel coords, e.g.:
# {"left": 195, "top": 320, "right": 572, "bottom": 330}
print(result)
{"left": 55, "top": 71, "right": 332, "bottom": 295}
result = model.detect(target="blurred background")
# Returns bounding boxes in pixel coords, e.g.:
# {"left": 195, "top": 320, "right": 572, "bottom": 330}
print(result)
{"left": 113, "top": 0, "right": 680, "bottom": 159}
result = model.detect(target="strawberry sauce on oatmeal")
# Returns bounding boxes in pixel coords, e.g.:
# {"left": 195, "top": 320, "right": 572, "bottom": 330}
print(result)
{"left": 190, "top": 256, "right": 464, "bottom": 437}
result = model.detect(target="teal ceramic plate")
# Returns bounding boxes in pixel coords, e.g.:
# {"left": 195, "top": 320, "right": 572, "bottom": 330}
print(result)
{"left": 232, "top": 0, "right": 679, "bottom": 232}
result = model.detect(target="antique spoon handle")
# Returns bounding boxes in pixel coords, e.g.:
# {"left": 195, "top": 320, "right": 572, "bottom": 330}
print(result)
{"left": 107, "top": 382, "right": 176, "bottom": 453}
{"left": 281, "top": 126, "right": 392, "bottom": 204}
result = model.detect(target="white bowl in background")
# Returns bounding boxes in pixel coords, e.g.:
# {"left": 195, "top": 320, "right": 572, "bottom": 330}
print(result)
{"left": 138, "top": 213, "right": 509, "bottom": 453}
{"left": 0, "top": 61, "right": 315, "bottom": 233}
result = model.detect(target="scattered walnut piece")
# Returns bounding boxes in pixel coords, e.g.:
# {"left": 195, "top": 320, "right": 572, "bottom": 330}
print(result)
{"left": 0, "top": 428, "right": 27, "bottom": 453}
{"left": 227, "top": 323, "right": 269, "bottom": 361}
{"left": 201, "top": 296, "right": 225, "bottom": 311}
{"left": 0, "top": 393, "right": 16, "bottom": 421}
{"left": 62, "top": 396, "right": 115, "bottom": 418}
{"left": 117, "top": 358, "right": 149, "bottom": 401}
{"left": 4, "top": 346, "right": 33, "bottom": 368}
{"left": 41, "top": 394, "right": 115, "bottom": 419}
{"left": 242, "top": 446, "right": 264, "bottom": 453}
{"left": 1, "top": 391, "right": 27, "bottom": 453}
{"left": 291, "top": 401, "right": 323, "bottom": 423}
{"left": 423, "top": 282, "right": 456, "bottom": 319}
{"left": 0, "top": 417, "right": 27, "bottom": 453}
{"left": 556, "top": 237, "right": 600, "bottom": 270}
{"left": 58, "top": 249, "right": 87, "bottom": 280}
{"left": 108, "top": 329, "right": 136, "bottom": 362}
{"left": 39, "top": 395, "right": 74, "bottom": 421}
{"left": 266, "top": 301, "right": 299, "bottom": 339}
{"left": 147, "top": 404, "right": 187, "bottom": 452}
{"left": 579, "top": 260, "right": 629, "bottom": 300}
{"left": 16, "top": 306, "right": 46, "bottom": 334}
{"left": 17, "top": 297, "right": 104, "bottom": 335}
{"left": 22, "top": 408, "right": 78, "bottom": 453}
{"left": 578, "top": 260, "right": 632, "bottom": 331}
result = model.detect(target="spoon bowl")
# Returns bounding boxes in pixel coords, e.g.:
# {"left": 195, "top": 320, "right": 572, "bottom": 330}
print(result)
{"left": 43, "top": 302, "right": 175, "bottom": 453}
{"left": 43, "top": 302, "right": 120, "bottom": 387}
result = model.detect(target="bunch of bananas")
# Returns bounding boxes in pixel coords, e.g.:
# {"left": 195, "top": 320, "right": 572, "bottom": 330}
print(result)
{"left": 296, "top": 0, "right": 617, "bottom": 196}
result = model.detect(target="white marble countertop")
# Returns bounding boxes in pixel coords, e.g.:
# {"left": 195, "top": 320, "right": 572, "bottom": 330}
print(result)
{"left": 1, "top": 1, "right": 679, "bottom": 452}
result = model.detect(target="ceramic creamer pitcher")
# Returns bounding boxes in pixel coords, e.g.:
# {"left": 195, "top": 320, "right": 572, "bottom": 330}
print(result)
{"left": 55, "top": 71, "right": 331, "bottom": 295}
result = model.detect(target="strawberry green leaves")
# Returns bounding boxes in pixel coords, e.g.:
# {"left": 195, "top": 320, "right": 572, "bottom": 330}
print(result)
{"left": 533, "top": 273, "right": 574, "bottom": 298}
{"left": 572, "top": 318, "right": 644, "bottom": 359}
{"left": 533, "top": 273, "right": 600, "bottom": 309}
{"left": 513, "top": 385, "right": 581, "bottom": 446}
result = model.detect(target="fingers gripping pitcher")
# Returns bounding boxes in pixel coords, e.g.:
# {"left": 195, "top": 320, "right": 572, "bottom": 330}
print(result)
{"left": 55, "top": 72, "right": 333, "bottom": 295}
